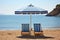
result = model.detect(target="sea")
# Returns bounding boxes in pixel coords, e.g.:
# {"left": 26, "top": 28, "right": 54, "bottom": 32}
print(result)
{"left": 0, "top": 14, "right": 60, "bottom": 30}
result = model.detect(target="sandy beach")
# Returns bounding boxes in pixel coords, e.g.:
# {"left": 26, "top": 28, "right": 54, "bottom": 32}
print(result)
{"left": 0, "top": 30, "right": 60, "bottom": 40}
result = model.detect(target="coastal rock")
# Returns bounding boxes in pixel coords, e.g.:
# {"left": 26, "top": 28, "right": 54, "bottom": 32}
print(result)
{"left": 46, "top": 4, "right": 60, "bottom": 16}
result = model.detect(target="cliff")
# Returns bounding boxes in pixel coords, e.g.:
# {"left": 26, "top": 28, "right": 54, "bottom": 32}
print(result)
{"left": 46, "top": 4, "right": 60, "bottom": 16}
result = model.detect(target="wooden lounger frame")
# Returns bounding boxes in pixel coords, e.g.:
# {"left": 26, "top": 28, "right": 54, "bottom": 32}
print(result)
{"left": 21, "top": 32, "right": 30, "bottom": 36}
{"left": 34, "top": 31, "right": 43, "bottom": 36}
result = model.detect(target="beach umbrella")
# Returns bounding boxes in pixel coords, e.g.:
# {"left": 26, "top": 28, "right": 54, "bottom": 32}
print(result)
{"left": 15, "top": 4, "right": 48, "bottom": 31}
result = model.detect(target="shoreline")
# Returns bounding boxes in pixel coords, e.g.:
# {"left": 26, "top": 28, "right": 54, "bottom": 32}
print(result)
{"left": 0, "top": 28, "right": 60, "bottom": 31}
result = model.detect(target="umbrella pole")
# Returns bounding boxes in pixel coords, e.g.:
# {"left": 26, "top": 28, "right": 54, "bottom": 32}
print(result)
{"left": 30, "top": 13, "right": 32, "bottom": 30}
{"left": 30, "top": 13, "right": 34, "bottom": 36}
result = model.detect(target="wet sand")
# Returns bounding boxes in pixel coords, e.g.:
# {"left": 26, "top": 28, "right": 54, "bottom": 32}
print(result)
{"left": 0, "top": 30, "right": 60, "bottom": 40}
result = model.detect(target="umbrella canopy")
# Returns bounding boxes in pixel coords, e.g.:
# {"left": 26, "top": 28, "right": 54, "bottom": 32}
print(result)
{"left": 15, "top": 4, "right": 48, "bottom": 14}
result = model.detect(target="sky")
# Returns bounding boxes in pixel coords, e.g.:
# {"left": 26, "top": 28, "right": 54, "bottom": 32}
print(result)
{"left": 0, "top": 0, "right": 60, "bottom": 15}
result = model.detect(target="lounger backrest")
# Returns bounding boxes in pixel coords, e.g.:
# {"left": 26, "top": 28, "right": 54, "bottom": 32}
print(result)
{"left": 34, "top": 24, "right": 41, "bottom": 32}
{"left": 22, "top": 24, "right": 29, "bottom": 32}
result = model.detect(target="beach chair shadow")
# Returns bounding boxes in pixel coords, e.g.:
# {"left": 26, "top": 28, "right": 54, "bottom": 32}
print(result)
{"left": 17, "top": 35, "right": 54, "bottom": 39}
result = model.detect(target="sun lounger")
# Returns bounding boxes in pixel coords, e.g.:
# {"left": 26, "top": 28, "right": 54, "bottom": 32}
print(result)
{"left": 21, "top": 24, "right": 30, "bottom": 36}
{"left": 34, "top": 23, "right": 43, "bottom": 36}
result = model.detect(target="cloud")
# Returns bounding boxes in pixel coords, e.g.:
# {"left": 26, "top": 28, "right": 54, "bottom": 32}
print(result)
{"left": 0, "top": 10, "right": 15, "bottom": 15}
